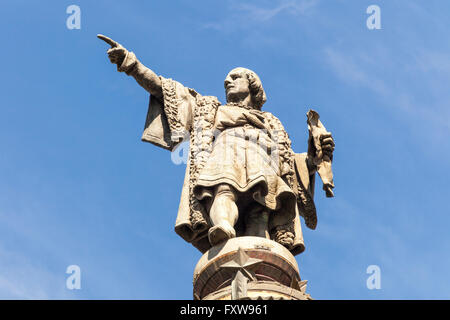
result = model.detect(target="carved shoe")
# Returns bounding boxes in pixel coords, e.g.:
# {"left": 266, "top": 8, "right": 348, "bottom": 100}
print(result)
{"left": 208, "top": 223, "right": 236, "bottom": 246}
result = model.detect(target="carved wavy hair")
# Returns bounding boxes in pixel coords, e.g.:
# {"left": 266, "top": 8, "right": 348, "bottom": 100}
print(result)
{"left": 225, "top": 67, "right": 267, "bottom": 110}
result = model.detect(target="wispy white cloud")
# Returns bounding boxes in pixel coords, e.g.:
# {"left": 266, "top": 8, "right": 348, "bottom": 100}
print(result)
{"left": 0, "top": 245, "right": 69, "bottom": 299}
{"left": 202, "top": 0, "right": 319, "bottom": 31}
{"left": 235, "top": 0, "right": 319, "bottom": 22}
{"left": 327, "top": 48, "right": 450, "bottom": 134}
{"left": 324, "top": 47, "right": 389, "bottom": 98}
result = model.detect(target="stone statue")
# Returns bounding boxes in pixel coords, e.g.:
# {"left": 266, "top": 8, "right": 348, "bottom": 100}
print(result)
{"left": 98, "top": 34, "right": 335, "bottom": 257}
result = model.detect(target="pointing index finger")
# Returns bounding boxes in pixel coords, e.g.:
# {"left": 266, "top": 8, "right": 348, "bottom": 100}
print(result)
{"left": 97, "top": 34, "right": 119, "bottom": 48}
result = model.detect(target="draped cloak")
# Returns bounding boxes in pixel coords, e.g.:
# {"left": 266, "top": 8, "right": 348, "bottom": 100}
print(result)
{"left": 138, "top": 76, "right": 318, "bottom": 256}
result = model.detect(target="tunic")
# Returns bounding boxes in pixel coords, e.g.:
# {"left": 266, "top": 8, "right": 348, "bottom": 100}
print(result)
{"left": 117, "top": 50, "right": 315, "bottom": 255}
{"left": 193, "top": 105, "right": 296, "bottom": 212}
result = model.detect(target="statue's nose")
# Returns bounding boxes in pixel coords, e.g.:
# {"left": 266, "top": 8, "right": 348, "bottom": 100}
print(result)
{"left": 224, "top": 78, "right": 232, "bottom": 88}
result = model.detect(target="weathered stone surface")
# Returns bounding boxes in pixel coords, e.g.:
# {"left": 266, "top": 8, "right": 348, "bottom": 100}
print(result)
{"left": 204, "top": 281, "right": 311, "bottom": 300}
{"left": 98, "top": 34, "right": 335, "bottom": 255}
{"left": 194, "top": 237, "right": 311, "bottom": 300}
{"left": 98, "top": 34, "right": 335, "bottom": 300}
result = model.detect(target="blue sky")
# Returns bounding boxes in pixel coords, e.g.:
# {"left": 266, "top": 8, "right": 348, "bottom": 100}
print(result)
{"left": 0, "top": 0, "right": 449, "bottom": 299}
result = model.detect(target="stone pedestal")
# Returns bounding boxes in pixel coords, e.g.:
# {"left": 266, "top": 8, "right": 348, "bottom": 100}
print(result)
{"left": 193, "top": 236, "right": 312, "bottom": 300}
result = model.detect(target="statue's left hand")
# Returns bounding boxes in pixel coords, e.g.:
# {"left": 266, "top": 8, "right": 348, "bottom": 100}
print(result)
{"left": 319, "top": 132, "right": 335, "bottom": 160}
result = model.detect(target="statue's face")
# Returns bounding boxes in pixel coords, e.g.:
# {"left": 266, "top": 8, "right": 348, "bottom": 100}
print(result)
{"left": 224, "top": 68, "right": 250, "bottom": 103}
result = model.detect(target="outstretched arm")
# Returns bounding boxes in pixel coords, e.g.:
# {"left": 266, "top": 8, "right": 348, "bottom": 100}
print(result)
{"left": 98, "top": 34, "right": 163, "bottom": 99}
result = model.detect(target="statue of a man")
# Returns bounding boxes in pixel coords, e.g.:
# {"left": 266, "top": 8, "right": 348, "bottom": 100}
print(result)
{"left": 98, "top": 35, "right": 335, "bottom": 255}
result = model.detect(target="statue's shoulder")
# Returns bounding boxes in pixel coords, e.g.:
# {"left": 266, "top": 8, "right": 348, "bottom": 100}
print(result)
{"left": 161, "top": 78, "right": 221, "bottom": 107}
{"left": 261, "top": 110, "right": 279, "bottom": 120}
{"left": 188, "top": 94, "right": 221, "bottom": 128}
{"left": 192, "top": 92, "right": 221, "bottom": 110}
{"left": 261, "top": 110, "right": 287, "bottom": 130}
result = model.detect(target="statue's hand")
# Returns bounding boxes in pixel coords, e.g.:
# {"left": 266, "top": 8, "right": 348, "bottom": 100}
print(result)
{"left": 97, "top": 34, "right": 128, "bottom": 68}
{"left": 319, "top": 132, "right": 335, "bottom": 160}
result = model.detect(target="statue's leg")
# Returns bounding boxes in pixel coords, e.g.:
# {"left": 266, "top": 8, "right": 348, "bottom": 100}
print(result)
{"left": 244, "top": 204, "right": 270, "bottom": 238}
{"left": 208, "top": 183, "right": 238, "bottom": 246}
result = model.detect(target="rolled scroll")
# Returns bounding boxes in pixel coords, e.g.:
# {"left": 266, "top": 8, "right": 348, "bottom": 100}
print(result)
{"left": 307, "top": 109, "right": 335, "bottom": 197}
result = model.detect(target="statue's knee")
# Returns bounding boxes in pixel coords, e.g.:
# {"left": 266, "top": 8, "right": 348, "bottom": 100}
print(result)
{"left": 214, "top": 183, "right": 236, "bottom": 200}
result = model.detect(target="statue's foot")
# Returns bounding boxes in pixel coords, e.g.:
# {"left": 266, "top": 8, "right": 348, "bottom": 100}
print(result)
{"left": 208, "top": 223, "right": 236, "bottom": 246}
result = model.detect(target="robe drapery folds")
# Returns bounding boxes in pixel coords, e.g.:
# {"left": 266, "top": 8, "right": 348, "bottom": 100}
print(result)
{"left": 140, "top": 76, "right": 317, "bottom": 256}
